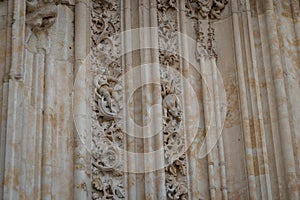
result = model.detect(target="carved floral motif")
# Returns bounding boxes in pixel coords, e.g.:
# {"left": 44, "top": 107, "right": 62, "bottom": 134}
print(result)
{"left": 158, "top": 19, "right": 179, "bottom": 67}
{"left": 186, "top": 0, "right": 228, "bottom": 19}
{"left": 157, "top": 1, "right": 189, "bottom": 199}
{"left": 91, "top": 0, "right": 124, "bottom": 199}
{"left": 157, "top": 0, "right": 177, "bottom": 15}
{"left": 160, "top": 65, "right": 188, "bottom": 200}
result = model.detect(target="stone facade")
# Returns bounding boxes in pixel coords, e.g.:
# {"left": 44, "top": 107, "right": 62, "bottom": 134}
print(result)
{"left": 0, "top": 0, "right": 300, "bottom": 199}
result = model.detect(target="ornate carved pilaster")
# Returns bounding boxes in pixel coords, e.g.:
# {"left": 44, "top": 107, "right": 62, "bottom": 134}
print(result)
{"left": 90, "top": 0, "right": 125, "bottom": 199}
{"left": 157, "top": 1, "right": 189, "bottom": 199}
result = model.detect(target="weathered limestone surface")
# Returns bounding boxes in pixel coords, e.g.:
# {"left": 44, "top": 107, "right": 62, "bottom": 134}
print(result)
{"left": 0, "top": 0, "right": 300, "bottom": 199}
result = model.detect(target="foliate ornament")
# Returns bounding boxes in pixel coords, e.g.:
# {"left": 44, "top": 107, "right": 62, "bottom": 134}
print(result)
{"left": 195, "top": 20, "right": 217, "bottom": 59}
{"left": 157, "top": 1, "right": 188, "bottom": 198}
{"left": 93, "top": 64, "right": 123, "bottom": 119}
{"left": 186, "top": 0, "right": 228, "bottom": 19}
{"left": 166, "top": 173, "right": 188, "bottom": 200}
{"left": 207, "top": 22, "right": 217, "bottom": 57}
{"left": 160, "top": 67, "right": 187, "bottom": 200}
{"left": 158, "top": 19, "right": 179, "bottom": 67}
{"left": 91, "top": 0, "right": 120, "bottom": 64}
{"left": 157, "top": 0, "right": 177, "bottom": 16}
{"left": 195, "top": 20, "right": 208, "bottom": 59}
{"left": 91, "top": 0, "right": 124, "bottom": 199}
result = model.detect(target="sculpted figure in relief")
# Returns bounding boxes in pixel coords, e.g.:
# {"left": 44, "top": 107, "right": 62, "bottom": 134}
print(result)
{"left": 26, "top": 0, "right": 60, "bottom": 32}
{"left": 166, "top": 174, "right": 188, "bottom": 200}
{"left": 94, "top": 73, "right": 122, "bottom": 118}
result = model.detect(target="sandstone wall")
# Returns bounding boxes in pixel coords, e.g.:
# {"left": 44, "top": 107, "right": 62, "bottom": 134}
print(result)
{"left": 0, "top": 0, "right": 299, "bottom": 200}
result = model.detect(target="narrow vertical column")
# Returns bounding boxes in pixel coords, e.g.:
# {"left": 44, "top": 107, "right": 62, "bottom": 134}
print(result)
{"left": 0, "top": 0, "right": 12, "bottom": 198}
{"left": 263, "top": 0, "right": 299, "bottom": 199}
{"left": 200, "top": 54, "right": 216, "bottom": 200}
{"left": 3, "top": 79, "right": 23, "bottom": 200}
{"left": 139, "top": 0, "right": 166, "bottom": 199}
{"left": 251, "top": 1, "right": 287, "bottom": 198}
{"left": 239, "top": 0, "right": 273, "bottom": 199}
{"left": 74, "top": 0, "right": 90, "bottom": 199}
{"left": 211, "top": 56, "right": 228, "bottom": 200}
{"left": 121, "top": 1, "right": 136, "bottom": 199}
{"left": 178, "top": 0, "right": 198, "bottom": 199}
{"left": 231, "top": 0, "right": 258, "bottom": 199}
{"left": 3, "top": 0, "right": 26, "bottom": 199}
{"left": 41, "top": 50, "right": 55, "bottom": 200}
{"left": 149, "top": 2, "right": 167, "bottom": 198}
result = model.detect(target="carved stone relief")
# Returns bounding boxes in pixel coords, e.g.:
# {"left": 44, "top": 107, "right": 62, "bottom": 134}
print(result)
{"left": 90, "top": 0, "right": 124, "bottom": 199}
{"left": 26, "top": 0, "right": 60, "bottom": 32}
{"left": 157, "top": 1, "right": 189, "bottom": 199}
{"left": 89, "top": 0, "right": 229, "bottom": 199}
{"left": 186, "top": 0, "right": 229, "bottom": 199}
{"left": 2, "top": 0, "right": 300, "bottom": 199}
{"left": 188, "top": 0, "right": 228, "bottom": 59}
{"left": 186, "top": 0, "right": 228, "bottom": 20}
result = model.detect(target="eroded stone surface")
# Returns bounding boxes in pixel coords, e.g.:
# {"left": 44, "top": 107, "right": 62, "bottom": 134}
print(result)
{"left": 0, "top": 0, "right": 300, "bottom": 199}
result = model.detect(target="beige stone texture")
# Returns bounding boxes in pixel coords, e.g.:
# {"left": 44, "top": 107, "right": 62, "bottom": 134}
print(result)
{"left": 0, "top": 0, "right": 300, "bottom": 199}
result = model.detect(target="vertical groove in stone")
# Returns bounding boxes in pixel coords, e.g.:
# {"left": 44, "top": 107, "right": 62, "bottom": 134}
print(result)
{"left": 41, "top": 54, "right": 54, "bottom": 200}
{"left": 244, "top": 2, "right": 273, "bottom": 199}
{"left": 34, "top": 52, "right": 45, "bottom": 199}
{"left": 2, "top": 0, "right": 26, "bottom": 199}
{"left": 121, "top": 0, "right": 134, "bottom": 199}
{"left": 0, "top": 2, "right": 11, "bottom": 196}
{"left": 211, "top": 57, "right": 228, "bottom": 200}
{"left": 251, "top": 1, "right": 286, "bottom": 198}
{"left": 3, "top": 80, "right": 23, "bottom": 200}
{"left": 139, "top": 6, "right": 150, "bottom": 196}
{"left": 20, "top": 49, "right": 34, "bottom": 199}
{"left": 249, "top": 0, "right": 300, "bottom": 199}
{"left": 241, "top": 1, "right": 273, "bottom": 199}
{"left": 200, "top": 56, "right": 216, "bottom": 200}
{"left": 74, "top": 1, "right": 90, "bottom": 199}
{"left": 231, "top": 0, "right": 258, "bottom": 199}
{"left": 133, "top": 0, "right": 145, "bottom": 198}
{"left": 139, "top": 0, "right": 166, "bottom": 199}
{"left": 273, "top": 1, "right": 300, "bottom": 195}
{"left": 150, "top": 1, "right": 166, "bottom": 199}
{"left": 177, "top": 1, "right": 196, "bottom": 199}
{"left": 0, "top": 82, "right": 8, "bottom": 200}
{"left": 263, "top": 1, "right": 299, "bottom": 199}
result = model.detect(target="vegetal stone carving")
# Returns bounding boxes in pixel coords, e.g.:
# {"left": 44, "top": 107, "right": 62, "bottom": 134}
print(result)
{"left": 158, "top": 19, "right": 179, "bottom": 66}
{"left": 157, "top": 1, "right": 188, "bottom": 198}
{"left": 91, "top": 0, "right": 124, "bottom": 199}
{"left": 166, "top": 174, "right": 188, "bottom": 200}
{"left": 186, "top": 0, "right": 228, "bottom": 19}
